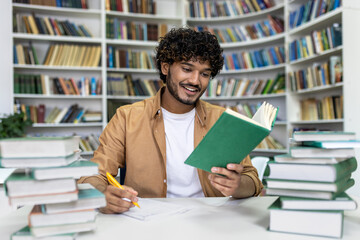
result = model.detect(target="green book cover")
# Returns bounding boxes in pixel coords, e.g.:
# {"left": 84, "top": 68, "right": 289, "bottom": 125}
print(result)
{"left": 185, "top": 103, "right": 277, "bottom": 173}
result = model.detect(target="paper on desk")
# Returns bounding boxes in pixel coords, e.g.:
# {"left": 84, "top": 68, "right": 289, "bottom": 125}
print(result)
{"left": 0, "top": 168, "right": 15, "bottom": 184}
{"left": 121, "top": 198, "right": 192, "bottom": 221}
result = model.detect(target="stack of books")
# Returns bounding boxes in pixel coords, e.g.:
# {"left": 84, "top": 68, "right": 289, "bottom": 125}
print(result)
{"left": 0, "top": 136, "right": 106, "bottom": 239}
{"left": 265, "top": 131, "right": 358, "bottom": 238}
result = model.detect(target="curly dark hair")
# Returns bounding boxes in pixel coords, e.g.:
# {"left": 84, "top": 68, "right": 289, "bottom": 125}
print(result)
{"left": 155, "top": 27, "right": 224, "bottom": 83}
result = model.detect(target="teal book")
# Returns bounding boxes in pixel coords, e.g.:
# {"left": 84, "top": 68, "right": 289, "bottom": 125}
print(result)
{"left": 31, "top": 160, "right": 98, "bottom": 180}
{"left": 292, "top": 131, "right": 355, "bottom": 142}
{"left": 264, "top": 157, "right": 357, "bottom": 182}
{"left": 302, "top": 140, "right": 360, "bottom": 149}
{"left": 4, "top": 171, "right": 76, "bottom": 197}
{"left": 11, "top": 226, "right": 76, "bottom": 240}
{"left": 44, "top": 183, "right": 106, "bottom": 214}
{"left": 268, "top": 198, "right": 344, "bottom": 238}
{"left": 185, "top": 102, "right": 278, "bottom": 172}
{"left": 279, "top": 192, "right": 357, "bottom": 210}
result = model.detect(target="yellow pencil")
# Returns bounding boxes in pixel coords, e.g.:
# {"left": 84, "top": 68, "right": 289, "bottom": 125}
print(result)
{"left": 106, "top": 172, "right": 140, "bottom": 208}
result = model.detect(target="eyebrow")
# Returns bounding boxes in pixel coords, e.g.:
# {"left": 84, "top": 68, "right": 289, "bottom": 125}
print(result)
{"left": 181, "top": 62, "right": 212, "bottom": 72}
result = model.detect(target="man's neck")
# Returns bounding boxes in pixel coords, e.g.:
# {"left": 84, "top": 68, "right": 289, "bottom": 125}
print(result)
{"left": 161, "top": 87, "right": 196, "bottom": 114}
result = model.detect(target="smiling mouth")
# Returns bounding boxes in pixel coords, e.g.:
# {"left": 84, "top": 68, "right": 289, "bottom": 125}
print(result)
{"left": 182, "top": 85, "right": 200, "bottom": 93}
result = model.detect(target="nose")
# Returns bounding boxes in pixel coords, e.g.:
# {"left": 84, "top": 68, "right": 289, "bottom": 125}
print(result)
{"left": 188, "top": 71, "right": 201, "bottom": 85}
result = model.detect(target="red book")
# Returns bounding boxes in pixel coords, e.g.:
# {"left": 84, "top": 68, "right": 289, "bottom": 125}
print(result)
{"left": 37, "top": 104, "right": 45, "bottom": 123}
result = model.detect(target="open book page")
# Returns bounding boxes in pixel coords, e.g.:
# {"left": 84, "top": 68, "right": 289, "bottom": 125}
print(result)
{"left": 251, "top": 102, "right": 277, "bottom": 130}
{"left": 121, "top": 198, "right": 192, "bottom": 221}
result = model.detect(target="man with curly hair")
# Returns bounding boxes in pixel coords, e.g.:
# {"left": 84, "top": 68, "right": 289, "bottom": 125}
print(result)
{"left": 78, "top": 28, "right": 263, "bottom": 214}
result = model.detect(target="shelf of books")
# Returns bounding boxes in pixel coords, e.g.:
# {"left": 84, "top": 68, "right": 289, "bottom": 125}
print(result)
{"left": 186, "top": 0, "right": 287, "bottom": 155}
{"left": 285, "top": 0, "right": 344, "bottom": 142}
{"left": 12, "top": 0, "right": 104, "bottom": 139}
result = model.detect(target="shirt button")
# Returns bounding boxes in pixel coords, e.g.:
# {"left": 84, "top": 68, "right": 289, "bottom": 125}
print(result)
{"left": 164, "top": 179, "right": 167, "bottom": 183}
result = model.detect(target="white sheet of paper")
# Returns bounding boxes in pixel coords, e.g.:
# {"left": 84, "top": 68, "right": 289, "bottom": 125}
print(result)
{"left": 0, "top": 168, "right": 15, "bottom": 184}
{"left": 121, "top": 198, "right": 192, "bottom": 221}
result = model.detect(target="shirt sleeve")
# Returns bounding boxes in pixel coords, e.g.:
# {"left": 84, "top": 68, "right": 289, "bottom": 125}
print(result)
{"left": 77, "top": 107, "right": 126, "bottom": 192}
{"left": 240, "top": 155, "right": 264, "bottom": 196}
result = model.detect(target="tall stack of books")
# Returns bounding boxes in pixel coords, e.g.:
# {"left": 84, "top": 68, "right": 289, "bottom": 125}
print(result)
{"left": 265, "top": 131, "right": 358, "bottom": 238}
{"left": 0, "top": 136, "right": 106, "bottom": 239}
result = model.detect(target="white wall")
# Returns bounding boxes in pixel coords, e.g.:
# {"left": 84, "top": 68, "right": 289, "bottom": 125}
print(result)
{"left": 0, "top": 1, "right": 13, "bottom": 116}
{"left": 343, "top": 5, "right": 360, "bottom": 197}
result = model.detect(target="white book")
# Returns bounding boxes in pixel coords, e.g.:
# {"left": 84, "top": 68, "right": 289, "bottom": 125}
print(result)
{"left": 0, "top": 151, "right": 80, "bottom": 168}
{"left": 32, "top": 160, "right": 98, "bottom": 180}
{"left": 269, "top": 199, "right": 343, "bottom": 238}
{"left": 6, "top": 171, "right": 77, "bottom": 197}
{"left": 266, "top": 188, "right": 341, "bottom": 200}
{"left": 9, "top": 190, "right": 78, "bottom": 207}
{"left": 279, "top": 193, "right": 357, "bottom": 210}
{"left": 290, "top": 147, "right": 355, "bottom": 158}
{"left": 31, "top": 221, "right": 96, "bottom": 238}
{"left": 44, "top": 184, "right": 106, "bottom": 214}
{"left": 29, "top": 205, "right": 97, "bottom": 227}
{"left": 11, "top": 226, "right": 77, "bottom": 240}
{"left": 0, "top": 136, "right": 80, "bottom": 158}
{"left": 292, "top": 131, "right": 356, "bottom": 142}
{"left": 274, "top": 153, "right": 348, "bottom": 164}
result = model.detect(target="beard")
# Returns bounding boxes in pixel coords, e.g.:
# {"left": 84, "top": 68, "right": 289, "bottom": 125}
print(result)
{"left": 166, "top": 70, "right": 204, "bottom": 106}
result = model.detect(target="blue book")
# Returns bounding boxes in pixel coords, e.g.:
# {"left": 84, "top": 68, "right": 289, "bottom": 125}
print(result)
{"left": 263, "top": 20, "right": 276, "bottom": 35}
{"left": 254, "top": 51, "right": 265, "bottom": 67}
{"left": 269, "top": 47, "right": 279, "bottom": 64}
{"left": 250, "top": 51, "right": 258, "bottom": 68}
{"left": 91, "top": 77, "right": 96, "bottom": 95}
{"left": 108, "top": 46, "right": 113, "bottom": 68}
{"left": 232, "top": 53, "right": 240, "bottom": 70}
{"left": 256, "top": 0, "right": 266, "bottom": 10}
{"left": 296, "top": 5, "right": 305, "bottom": 27}
{"left": 13, "top": 45, "right": 18, "bottom": 64}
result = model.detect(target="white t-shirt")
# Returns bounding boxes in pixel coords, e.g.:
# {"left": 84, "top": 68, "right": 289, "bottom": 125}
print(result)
{"left": 161, "top": 107, "right": 204, "bottom": 198}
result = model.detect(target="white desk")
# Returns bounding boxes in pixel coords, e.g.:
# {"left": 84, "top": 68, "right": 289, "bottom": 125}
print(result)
{"left": 1, "top": 196, "right": 360, "bottom": 240}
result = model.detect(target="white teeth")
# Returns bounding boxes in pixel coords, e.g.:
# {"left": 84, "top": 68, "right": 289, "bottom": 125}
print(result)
{"left": 184, "top": 86, "right": 196, "bottom": 92}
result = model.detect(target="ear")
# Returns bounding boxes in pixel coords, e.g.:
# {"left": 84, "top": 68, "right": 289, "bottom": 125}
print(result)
{"left": 160, "top": 62, "right": 169, "bottom": 76}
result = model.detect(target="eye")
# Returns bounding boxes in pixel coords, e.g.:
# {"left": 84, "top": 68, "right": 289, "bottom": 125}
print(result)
{"left": 182, "top": 67, "right": 191, "bottom": 72}
{"left": 201, "top": 72, "right": 211, "bottom": 78}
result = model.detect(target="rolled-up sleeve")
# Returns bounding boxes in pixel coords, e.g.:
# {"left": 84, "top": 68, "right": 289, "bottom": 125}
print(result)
{"left": 240, "top": 155, "right": 264, "bottom": 196}
{"left": 77, "top": 108, "right": 127, "bottom": 192}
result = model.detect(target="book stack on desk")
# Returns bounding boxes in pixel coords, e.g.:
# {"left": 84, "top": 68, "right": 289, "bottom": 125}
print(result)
{"left": 0, "top": 136, "right": 106, "bottom": 239}
{"left": 264, "top": 131, "right": 358, "bottom": 238}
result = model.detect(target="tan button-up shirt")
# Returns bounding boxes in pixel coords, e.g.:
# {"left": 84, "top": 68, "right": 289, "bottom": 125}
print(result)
{"left": 78, "top": 87, "right": 263, "bottom": 197}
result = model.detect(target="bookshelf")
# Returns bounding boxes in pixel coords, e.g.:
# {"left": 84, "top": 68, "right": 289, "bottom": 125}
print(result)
{"left": 187, "top": 0, "right": 287, "bottom": 155}
{"left": 285, "top": 0, "right": 345, "bottom": 138}
{"left": 7, "top": 0, "right": 360, "bottom": 159}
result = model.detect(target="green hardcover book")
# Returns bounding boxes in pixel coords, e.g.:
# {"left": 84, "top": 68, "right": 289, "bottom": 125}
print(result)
{"left": 13, "top": 73, "right": 20, "bottom": 94}
{"left": 31, "top": 160, "right": 98, "bottom": 180}
{"left": 279, "top": 192, "right": 357, "bottom": 210}
{"left": 11, "top": 226, "right": 76, "bottom": 240}
{"left": 185, "top": 102, "right": 278, "bottom": 173}
{"left": 268, "top": 198, "right": 344, "bottom": 238}
{"left": 264, "top": 157, "right": 357, "bottom": 182}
